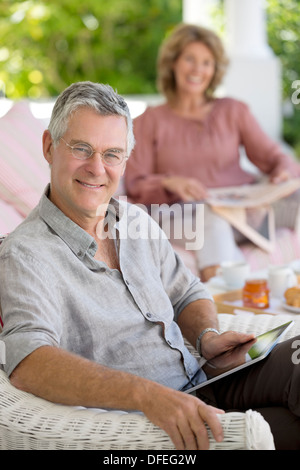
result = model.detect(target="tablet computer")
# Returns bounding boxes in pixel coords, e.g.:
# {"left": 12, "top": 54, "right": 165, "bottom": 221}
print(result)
{"left": 185, "top": 320, "right": 294, "bottom": 394}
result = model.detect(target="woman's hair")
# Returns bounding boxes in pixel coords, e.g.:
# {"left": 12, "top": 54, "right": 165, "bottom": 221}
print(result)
{"left": 48, "top": 81, "right": 135, "bottom": 155}
{"left": 157, "top": 23, "right": 229, "bottom": 102}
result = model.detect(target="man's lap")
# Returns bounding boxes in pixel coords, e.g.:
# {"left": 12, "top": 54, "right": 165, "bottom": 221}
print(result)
{"left": 196, "top": 335, "right": 300, "bottom": 449}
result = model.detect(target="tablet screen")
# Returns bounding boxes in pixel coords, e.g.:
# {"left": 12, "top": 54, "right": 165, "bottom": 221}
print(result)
{"left": 247, "top": 321, "right": 294, "bottom": 360}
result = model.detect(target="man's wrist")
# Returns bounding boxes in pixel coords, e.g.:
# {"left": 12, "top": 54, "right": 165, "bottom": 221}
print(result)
{"left": 196, "top": 328, "right": 220, "bottom": 358}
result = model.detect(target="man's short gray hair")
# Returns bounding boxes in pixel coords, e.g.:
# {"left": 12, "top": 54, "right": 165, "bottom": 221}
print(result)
{"left": 48, "top": 81, "right": 135, "bottom": 155}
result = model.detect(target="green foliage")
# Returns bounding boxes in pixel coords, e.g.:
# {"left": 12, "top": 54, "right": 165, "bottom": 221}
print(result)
{"left": 266, "top": 0, "right": 300, "bottom": 155}
{"left": 0, "top": 0, "right": 181, "bottom": 98}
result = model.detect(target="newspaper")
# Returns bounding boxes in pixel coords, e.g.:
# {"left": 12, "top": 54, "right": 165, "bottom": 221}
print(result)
{"left": 206, "top": 178, "right": 300, "bottom": 209}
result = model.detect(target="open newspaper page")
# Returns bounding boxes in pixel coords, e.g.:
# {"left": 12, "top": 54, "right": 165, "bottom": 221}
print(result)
{"left": 206, "top": 178, "right": 300, "bottom": 208}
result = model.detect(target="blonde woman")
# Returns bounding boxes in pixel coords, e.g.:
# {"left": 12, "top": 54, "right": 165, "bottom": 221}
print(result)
{"left": 125, "top": 23, "right": 300, "bottom": 281}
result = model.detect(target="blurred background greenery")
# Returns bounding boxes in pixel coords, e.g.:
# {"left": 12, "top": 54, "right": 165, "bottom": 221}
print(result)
{"left": 0, "top": 0, "right": 182, "bottom": 97}
{"left": 0, "top": 0, "right": 300, "bottom": 154}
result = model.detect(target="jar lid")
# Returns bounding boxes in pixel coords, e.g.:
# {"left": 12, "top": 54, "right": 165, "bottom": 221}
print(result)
{"left": 243, "top": 278, "right": 269, "bottom": 292}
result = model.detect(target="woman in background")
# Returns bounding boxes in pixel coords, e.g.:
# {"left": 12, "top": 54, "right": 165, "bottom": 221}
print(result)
{"left": 125, "top": 23, "right": 300, "bottom": 281}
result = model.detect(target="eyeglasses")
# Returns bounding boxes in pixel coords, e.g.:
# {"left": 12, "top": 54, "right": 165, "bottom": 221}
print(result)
{"left": 60, "top": 137, "right": 128, "bottom": 167}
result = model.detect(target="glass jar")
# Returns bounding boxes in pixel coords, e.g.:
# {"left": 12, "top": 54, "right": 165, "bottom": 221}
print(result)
{"left": 242, "top": 279, "right": 269, "bottom": 309}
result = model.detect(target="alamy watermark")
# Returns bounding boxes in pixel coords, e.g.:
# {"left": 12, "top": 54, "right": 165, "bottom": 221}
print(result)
{"left": 291, "top": 339, "right": 300, "bottom": 365}
{"left": 96, "top": 199, "right": 205, "bottom": 251}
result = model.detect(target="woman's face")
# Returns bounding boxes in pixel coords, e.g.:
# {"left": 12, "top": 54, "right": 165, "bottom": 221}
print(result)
{"left": 172, "top": 41, "right": 216, "bottom": 98}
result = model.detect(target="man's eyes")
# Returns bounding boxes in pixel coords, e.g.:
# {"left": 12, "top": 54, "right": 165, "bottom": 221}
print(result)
{"left": 103, "top": 152, "right": 122, "bottom": 162}
{"left": 71, "top": 143, "right": 125, "bottom": 164}
{"left": 75, "top": 144, "right": 91, "bottom": 153}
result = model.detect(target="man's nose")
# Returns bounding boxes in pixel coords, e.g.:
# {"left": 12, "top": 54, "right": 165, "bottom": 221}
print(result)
{"left": 85, "top": 152, "right": 107, "bottom": 174}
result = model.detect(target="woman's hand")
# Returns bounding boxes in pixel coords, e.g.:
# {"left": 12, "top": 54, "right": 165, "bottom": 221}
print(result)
{"left": 269, "top": 168, "right": 291, "bottom": 184}
{"left": 162, "top": 176, "right": 208, "bottom": 201}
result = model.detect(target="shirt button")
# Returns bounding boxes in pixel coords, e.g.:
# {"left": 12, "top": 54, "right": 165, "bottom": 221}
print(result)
{"left": 145, "top": 312, "right": 152, "bottom": 319}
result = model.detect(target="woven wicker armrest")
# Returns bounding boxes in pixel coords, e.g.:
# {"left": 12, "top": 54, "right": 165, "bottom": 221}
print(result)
{"left": 0, "top": 367, "right": 274, "bottom": 450}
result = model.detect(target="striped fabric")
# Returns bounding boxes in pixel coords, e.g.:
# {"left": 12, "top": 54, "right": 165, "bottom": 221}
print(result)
{"left": 0, "top": 235, "right": 4, "bottom": 329}
{"left": 240, "top": 228, "right": 300, "bottom": 270}
{"left": 0, "top": 200, "right": 23, "bottom": 234}
{"left": 0, "top": 101, "right": 49, "bottom": 217}
{"left": 173, "top": 227, "right": 300, "bottom": 275}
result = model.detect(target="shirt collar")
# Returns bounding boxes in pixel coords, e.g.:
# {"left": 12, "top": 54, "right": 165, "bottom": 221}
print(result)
{"left": 38, "top": 185, "right": 123, "bottom": 259}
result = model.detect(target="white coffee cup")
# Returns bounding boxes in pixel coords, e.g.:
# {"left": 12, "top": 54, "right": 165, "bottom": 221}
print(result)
{"left": 217, "top": 261, "right": 250, "bottom": 289}
{"left": 268, "top": 266, "right": 297, "bottom": 298}
{"left": 289, "top": 260, "right": 300, "bottom": 283}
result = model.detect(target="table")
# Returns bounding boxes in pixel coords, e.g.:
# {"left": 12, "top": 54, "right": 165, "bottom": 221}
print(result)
{"left": 205, "top": 272, "right": 300, "bottom": 318}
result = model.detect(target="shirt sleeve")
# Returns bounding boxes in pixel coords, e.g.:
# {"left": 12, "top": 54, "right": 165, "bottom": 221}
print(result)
{"left": 0, "top": 246, "right": 62, "bottom": 376}
{"left": 237, "top": 100, "right": 300, "bottom": 177}
{"left": 125, "top": 107, "right": 180, "bottom": 205}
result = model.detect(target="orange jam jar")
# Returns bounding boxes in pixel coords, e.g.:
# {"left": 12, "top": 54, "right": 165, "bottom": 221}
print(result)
{"left": 242, "top": 279, "right": 269, "bottom": 309}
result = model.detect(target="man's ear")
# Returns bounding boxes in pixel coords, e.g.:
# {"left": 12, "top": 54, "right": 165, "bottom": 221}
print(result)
{"left": 42, "top": 130, "right": 53, "bottom": 165}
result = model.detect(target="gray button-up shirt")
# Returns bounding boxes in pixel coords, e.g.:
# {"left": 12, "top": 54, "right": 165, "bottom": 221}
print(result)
{"left": 0, "top": 188, "right": 211, "bottom": 390}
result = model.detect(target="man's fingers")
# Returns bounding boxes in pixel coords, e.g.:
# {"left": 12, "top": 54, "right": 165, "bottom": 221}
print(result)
{"left": 179, "top": 421, "right": 202, "bottom": 450}
{"left": 198, "top": 404, "right": 225, "bottom": 445}
{"left": 177, "top": 403, "right": 225, "bottom": 450}
{"left": 167, "top": 427, "right": 185, "bottom": 451}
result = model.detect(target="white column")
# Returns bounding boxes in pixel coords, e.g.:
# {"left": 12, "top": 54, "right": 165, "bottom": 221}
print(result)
{"left": 225, "top": 0, "right": 272, "bottom": 58}
{"left": 222, "top": 0, "right": 282, "bottom": 140}
{"left": 182, "top": 0, "right": 219, "bottom": 28}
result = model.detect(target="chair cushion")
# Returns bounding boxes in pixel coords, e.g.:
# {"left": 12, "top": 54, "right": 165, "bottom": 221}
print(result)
{"left": 0, "top": 235, "right": 5, "bottom": 329}
{"left": 0, "top": 200, "right": 23, "bottom": 234}
{"left": 0, "top": 101, "right": 49, "bottom": 216}
{"left": 240, "top": 228, "right": 300, "bottom": 270}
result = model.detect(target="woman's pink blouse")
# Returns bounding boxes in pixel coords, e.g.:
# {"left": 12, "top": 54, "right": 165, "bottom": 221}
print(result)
{"left": 125, "top": 97, "right": 300, "bottom": 205}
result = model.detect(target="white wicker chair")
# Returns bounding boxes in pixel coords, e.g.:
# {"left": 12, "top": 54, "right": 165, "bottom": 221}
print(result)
{"left": 0, "top": 370, "right": 274, "bottom": 451}
{"left": 1, "top": 312, "right": 299, "bottom": 450}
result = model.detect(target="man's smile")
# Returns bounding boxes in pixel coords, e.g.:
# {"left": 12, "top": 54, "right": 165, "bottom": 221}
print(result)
{"left": 76, "top": 179, "right": 105, "bottom": 189}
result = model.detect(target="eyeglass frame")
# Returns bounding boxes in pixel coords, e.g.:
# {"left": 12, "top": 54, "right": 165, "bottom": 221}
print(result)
{"left": 60, "top": 137, "right": 129, "bottom": 167}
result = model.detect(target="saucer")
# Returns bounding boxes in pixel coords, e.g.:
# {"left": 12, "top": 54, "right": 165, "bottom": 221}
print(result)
{"left": 208, "top": 276, "right": 243, "bottom": 291}
{"left": 282, "top": 301, "right": 300, "bottom": 314}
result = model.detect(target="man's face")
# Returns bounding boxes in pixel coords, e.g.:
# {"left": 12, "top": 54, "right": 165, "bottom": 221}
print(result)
{"left": 43, "top": 108, "right": 127, "bottom": 226}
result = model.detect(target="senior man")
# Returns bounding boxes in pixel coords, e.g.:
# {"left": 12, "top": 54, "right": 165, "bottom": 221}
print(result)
{"left": 0, "top": 82, "right": 300, "bottom": 450}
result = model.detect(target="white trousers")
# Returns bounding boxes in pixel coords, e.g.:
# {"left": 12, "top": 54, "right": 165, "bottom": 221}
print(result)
{"left": 150, "top": 202, "right": 245, "bottom": 271}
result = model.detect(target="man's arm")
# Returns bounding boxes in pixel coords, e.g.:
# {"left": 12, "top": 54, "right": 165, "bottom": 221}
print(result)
{"left": 10, "top": 344, "right": 224, "bottom": 450}
{"left": 177, "top": 298, "right": 255, "bottom": 360}
{"left": 177, "top": 298, "right": 219, "bottom": 346}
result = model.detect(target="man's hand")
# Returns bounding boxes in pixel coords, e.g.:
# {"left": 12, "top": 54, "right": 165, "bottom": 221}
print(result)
{"left": 200, "top": 330, "right": 256, "bottom": 362}
{"left": 141, "top": 384, "right": 224, "bottom": 450}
